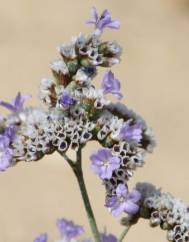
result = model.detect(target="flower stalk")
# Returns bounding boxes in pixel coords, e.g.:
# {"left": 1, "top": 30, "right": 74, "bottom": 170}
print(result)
{"left": 63, "top": 148, "right": 101, "bottom": 242}
{"left": 118, "top": 224, "right": 131, "bottom": 242}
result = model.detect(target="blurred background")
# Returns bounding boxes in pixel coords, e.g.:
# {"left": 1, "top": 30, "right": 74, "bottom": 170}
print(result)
{"left": 0, "top": 0, "right": 189, "bottom": 241}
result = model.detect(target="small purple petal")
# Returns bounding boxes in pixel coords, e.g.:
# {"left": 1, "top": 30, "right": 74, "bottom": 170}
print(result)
{"left": 127, "top": 189, "right": 141, "bottom": 203}
{"left": 101, "top": 233, "right": 117, "bottom": 242}
{"left": 0, "top": 148, "right": 13, "bottom": 171}
{"left": 0, "top": 135, "right": 13, "bottom": 170}
{"left": 90, "top": 148, "right": 120, "bottom": 179}
{"left": 91, "top": 7, "right": 98, "bottom": 22}
{"left": 111, "top": 202, "right": 126, "bottom": 217}
{"left": 34, "top": 233, "right": 48, "bottom": 242}
{"left": 105, "top": 20, "right": 120, "bottom": 29}
{"left": 106, "top": 184, "right": 141, "bottom": 216}
{"left": 97, "top": 148, "right": 112, "bottom": 161}
{"left": 13, "top": 92, "right": 31, "bottom": 109}
{"left": 0, "top": 92, "right": 31, "bottom": 113}
{"left": 119, "top": 122, "right": 142, "bottom": 143}
{"left": 0, "top": 135, "right": 10, "bottom": 149}
{"left": 101, "top": 71, "right": 122, "bottom": 99}
{"left": 109, "top": 157, "right": 121, "bottom": 169}
{"left": 100, "top": 166, "right": 113, "bottom": 179}
{"left": 106, "top": 196, "right": 117, "bottom": 208}
{"left": 86, "top": 8, "right": 120, "bottom": 32}
{"left": 0, "top": 126, "right": 15, "bottom": 171}
{"left": 57, "top": 218, "right": 84, "bottom": 241}
{"left": 59, "top": 92, "right": 76, "bottom": 109}
{"left": 0, "top": 101, "right": 17, "bottom": 112}
{"left": 116, "top": 184, "right": 128, "bottom": 197}
{"left": 14, "top": 92, "right": 22, "bottom": 107}
{"left": 4, "top": 126, "right": 16, "bottom": 141}
{"left": 124, "top": 200, "right": 140, "bottom": 215}
{"left": 86, "top": 20, "right": 96, "bottom": 24}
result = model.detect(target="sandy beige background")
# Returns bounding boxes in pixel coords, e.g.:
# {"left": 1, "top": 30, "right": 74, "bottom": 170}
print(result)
{"left": 0, "top": 0, "right": 189, "bottom": 241}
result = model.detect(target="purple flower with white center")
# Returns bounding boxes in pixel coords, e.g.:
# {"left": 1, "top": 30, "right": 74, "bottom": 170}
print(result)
{"left": 101, "top": 71, "right": 123, "bottom": 99}
{"left": 90, "top": 148, "right": 120, "bottom": 179}
{"left": 86, "top": 7, "right": 120, "bottom": 32}
{"left": 101, "top": 232, "right": 117, "bottom": 242}
{"left": 33, "top": 234, "right": 48, "bottom": 242}
{"left": 57, "top": 218, "right": 84, "bottom": 241}
{"left": 119, "top": 121, "right": 142, "bottom": 143}
{"left": 0, "top": 92, "right": 31, "bottom": 113}
{"left": 106, "top": 184, "right": 141, "bottom": 216}
{"left": 0, "top": 126, "right": 16, "bottom": 171}
{"left": 59, "top": 92, "right": 76, "bottom": 109}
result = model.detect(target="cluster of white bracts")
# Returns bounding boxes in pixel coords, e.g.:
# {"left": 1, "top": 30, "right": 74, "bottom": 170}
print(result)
{"left": 136, "top": 183, "right": 189, "bottom": 242}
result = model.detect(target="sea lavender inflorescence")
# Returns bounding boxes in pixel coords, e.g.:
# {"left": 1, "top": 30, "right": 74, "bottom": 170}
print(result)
{"left": 134, "top": 183, "right": 189, "bottom": 242}
{"left": 0, "top": 7, "right": 188, "bottom": 242}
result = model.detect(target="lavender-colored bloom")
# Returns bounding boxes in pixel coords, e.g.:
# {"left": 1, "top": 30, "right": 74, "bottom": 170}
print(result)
{"left": 119, "top": 121, "right": 142, "bottom": 143}
{"left": 101, "top": 71, "right": 122, "bottom": 99}
{"left": 0, "top": 92, "right": 31, "bottom": 112}
{"left": 57, "top": 218, "right": 84, "bottom": 241}
{"left": 90, "top": 148, "right": 120, "bottom": 179}
{"left": 86, "top": 7, "right": 120, "bottom": 32}
{"left": 59, "top": 92, "right": 76, "bottom": 109}
{"left": 101, "top": 233, "right": 117, "bottom": 242}
{"left": 106, "top": 184, "right": 141, "bottom": 216}
{"left": 34, "top": 234, "right": 48, "bottom": 242}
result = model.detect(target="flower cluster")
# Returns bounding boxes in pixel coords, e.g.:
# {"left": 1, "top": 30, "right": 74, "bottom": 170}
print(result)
{"left": 34, "top": 217, "right": 117, "bottom": 242}
{"left": 5, "top": 7, "right": 189, "bottom": 242}
{"left": 0, "top": 7, "right": 155, "bottom": 221}
{"left": 90, "top": 103, "right": 155, "bottom": 216}
{"left": 134, "top": 183, "right": 189, "bottom": 242}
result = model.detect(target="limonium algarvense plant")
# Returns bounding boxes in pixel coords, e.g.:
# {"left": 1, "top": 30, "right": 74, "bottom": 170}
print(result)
{"left": 0, "top": 7, "right": 188, "bottom": 242}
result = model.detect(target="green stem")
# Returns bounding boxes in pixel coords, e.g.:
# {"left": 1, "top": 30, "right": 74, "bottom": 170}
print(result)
{"left": 119, "top": 225, "right": 131, "bottom": 242}
{"left": 63, "top": 148, "right": 101, "bottom": 242}
{"left": 62, "top": 153, "right": 75, "bottom": 167}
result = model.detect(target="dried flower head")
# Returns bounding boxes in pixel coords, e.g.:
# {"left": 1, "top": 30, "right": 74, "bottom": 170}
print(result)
{"left": 135, "top": 183, "right": 189, "bottom": 242}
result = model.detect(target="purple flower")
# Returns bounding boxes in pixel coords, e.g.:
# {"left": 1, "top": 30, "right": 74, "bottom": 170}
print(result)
{"left": 34, "top": 234, "right": 48, "bottom": 242}
{"left": 0, "top": 126, "right": 15, "bottom": 171}
{"left": 106, "top": 184, "right": 141, "bottom": 216}
{"left": 59, "top": 92, "right": 76, "bottom": 109}
{"left": 90, "top": 148, "right": 120, "bottom": 179}
{"left": 101, "top": 232, "right": 117, "bottom": 242}
{"left": 119, "top": 121, "right": 142, "bottom": 143}
{"left": 57, "top": 218, "right": 84, "bottom": 241}
{"left": 86, "top": 7, "right": 120, "bottom": 32}
{"left": 101, "top": 71, "right": 122, "bottom": 99}
{"left": 0, "top": 92, "right": 31, "bottom": 112}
